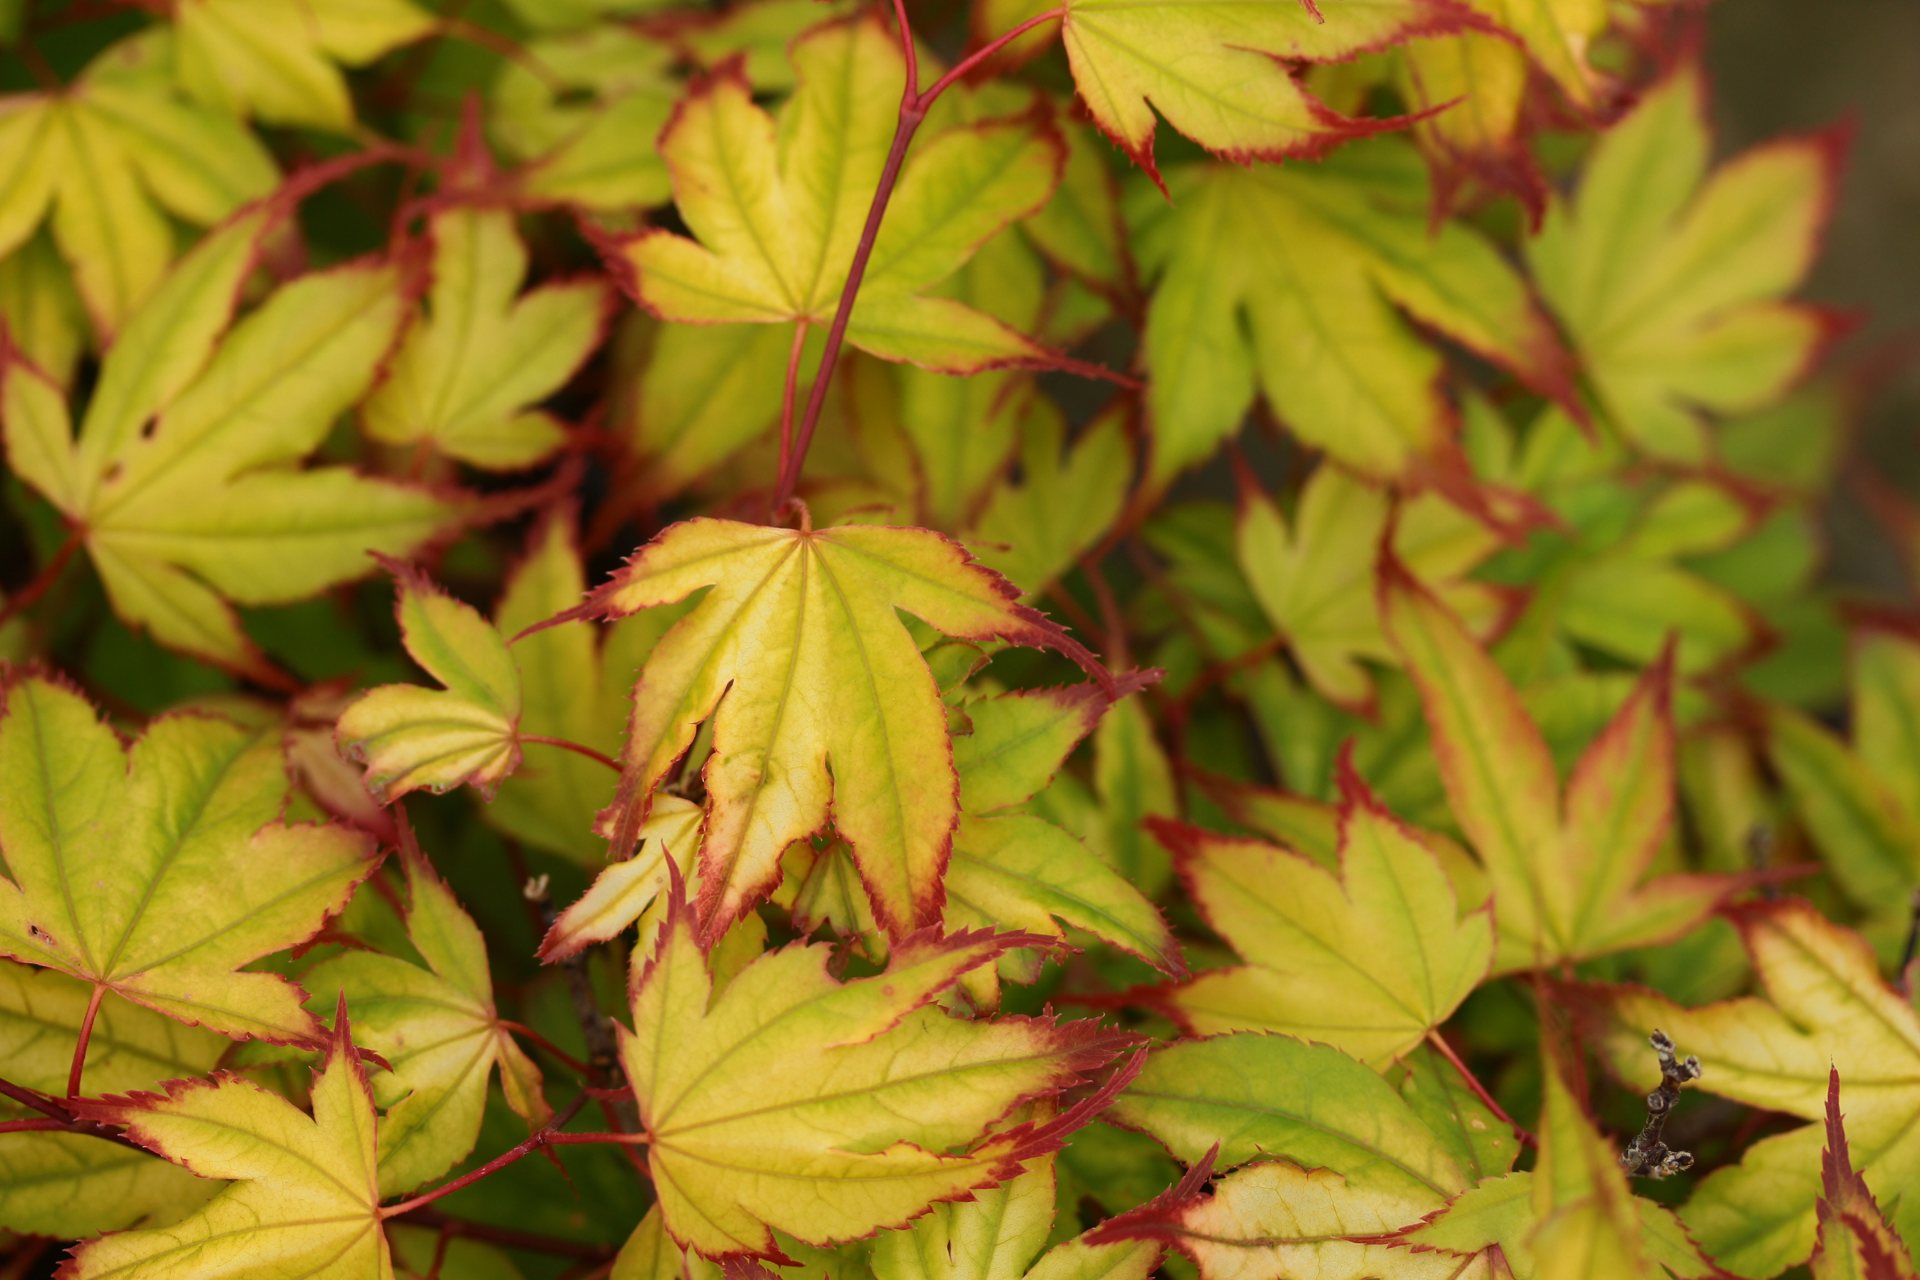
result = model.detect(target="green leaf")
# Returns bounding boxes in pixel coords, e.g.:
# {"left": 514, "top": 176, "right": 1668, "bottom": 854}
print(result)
{"left": 488, "top": 25, "right": 678, "bottom": 209}
{"left": 1236, "top": 463, "right": 1504, "bottom": 708}
{"left": 1110, "top": 1033, "right": 1469, "bottom": 1200}
{"left": 305, "top": 851, "right": 549, "bottom": 1197}
{"left": 1764, "top": 627, "right": 1920, "bottom": 912}
{"left": 1382, "top": 565, "right": 1729, "bottom": 970}
{"left": 1060, "top": 0, "right": 1470, "bottom": 179}
{"left": 605, "top": 17, "right": 1065, "bottom": 372}
{"left": 1153, "top": 760, "right": 1492, "bottom": 1068}
{"left": 1136, "top": 143, "right": 1571, "bottom": 488}
{"left": 338, "top": 560, "right": 524, "bottom": 803}
{"left": 0, "top": 207, "right": 463, "bottom": 678}
{"left": 173, "top": 0, "right": 434, "bottom": 132}
{"left": 621, "top": 881, "right": 1134, "bottom": 1259}
{"left": 973, "top": 402, "right": 1131, "bottom": 598}
{"left": 362, "top": 207, "right": 609, "bottom": 470}
{"left": 1530, "top": 64, "right": 1840, "bottom": 462}
{"left": 0, "top": 32, "right": 276, "bottom": 335}
{"left": 589, "top": 516, "right": 1100, "bottom": 942}
{"left": 65, "top": 1011, "right": 395, "bottom": 1279}
{"left": 0, "top": 673, "right": 377, "bottom": 1044}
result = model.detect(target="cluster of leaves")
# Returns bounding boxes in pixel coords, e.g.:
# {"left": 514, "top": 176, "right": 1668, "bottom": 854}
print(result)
{"left": 0, "top": 1, "right": 1913, "bottom": 1279}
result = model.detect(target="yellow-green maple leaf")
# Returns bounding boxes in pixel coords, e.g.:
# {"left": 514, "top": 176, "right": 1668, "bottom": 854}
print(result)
{"left": 172, "top": 0, "right": 435, "bottom": 132}
{"left": 1151, "top": 761, "right": 1492, "bottom": 1068}
{"left": 0, "top": 205, "right": 463, "bottom": 678}
{"left": 337, "top": 559, "right": 524, "bottom": 802}
{"left": 1135, "top": 141, "right": 1573, "bottom": 489}
{"left": 1530, "top": 63, "right": 1842, "bottom": 463}
{"left": 65, "top": 1009, "right": 394, "bottom": 1279}
{"left": 1236, "top": 463, "right": 1505, "bottom": 709}
{"left": 1763, "top": 624, "right": 1920, "bottom": 914}
{"left": 586, "top": 516, "right": 1101, "bottom": 943}
{"left": 0, "top": 674, "right": 377, "bottom": 1045}
{"left": 1060, "top": 0, "right": 1473, "bottom": 180}
{"left": 1382, "top": 565, "right": 1730, "bottom": 970}
{"left": 621, "top": 883, "right": 1134, "bottom": 1260}
{"left": 605, "top": 16, "right": 1066, "bottom": 373}
{"left": 304, "top": 852, "right": 549, "bottom": 1197}
{"left": 1590, "top": 902, "right": 1920, "bottom": 1277}
{"left": 871, "top": 1154, "right": 1163, "bottom": 1280}
{"left": 0, "top": 962, "right": 220, "bottom": 1238}
{"left": 362, "top": 206, "right": 609, "bottom": 469}
{"left": 489, "top": 25, "right": 680, "bottom": 210}
{"left": 0, "top": 31, "right": 276, "bottom": 335}
{"left": 1811, "top": 1069, "right": 1919, "bottom": 1280}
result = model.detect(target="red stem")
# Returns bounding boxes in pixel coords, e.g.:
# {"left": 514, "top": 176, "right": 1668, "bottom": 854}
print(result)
{"left": 379, "top": 1095, "right": 644, "bottom": 1219}
{"left": 0, "top": 532, "right": 80, "bottom": 631}
{"left": 1426, "top": 1030, "right": 1536, "bottom": 1149}
{"left": 0, "top": 1077, "right": 70, "bottom": 1122}
{"left": 497, "top": 1020, "right": 593, "bottom": 1076}
{"left": 0, "top": 1118, "right": 68, "bottom": 1135}
{"left": 67, "top": 982, "right": 106, "bottom": 1099}
{"left": 768, "top": 4, "right": 1066, "bottom": 512}
{"left": 772, "top": 321, "right": 811, "bottom": 516}
{"left": 521, "top": 735, "right": 621, "bottom": 774}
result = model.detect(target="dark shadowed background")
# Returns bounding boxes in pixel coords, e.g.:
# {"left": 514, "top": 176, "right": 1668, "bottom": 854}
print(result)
{"left": 1708, "top": 0, "right": 1920, "bottom": 595}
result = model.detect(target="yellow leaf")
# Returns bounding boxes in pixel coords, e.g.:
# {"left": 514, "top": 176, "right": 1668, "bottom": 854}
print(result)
{"left": 1154, "top": 757, "right": 1492, "bottom": 1067}
{"left": 621, "top": 881, "right": 1135, "bottom": 1259}
{"left": 338, "top": 560, "right": 523, "bottom": 802}
{"left": 0, "top": 673, "right": 377, "bottom": 1045}
{"left": 604, "top": 17, "right": 1064, "bottom": 373}
{"left": 65, "top": 1008, "right": 394, "bottom": 1279}
{"left": 0, "top": 208, "right": 463, "bottom": 677}
{"left": 1382, "top": 566, "right": 1729, "bottom": 969}
{"left": 305, "top": 851, "right": 549, "bottom": 1196}
{"left": 362, "top": 207, "right": 609, "bottom": 470}
{"left": 589, "top": 516, "right": 1101, "bottom": 942}
{"left": 1061, "top": 0, "right": 1472, "bottom": 180}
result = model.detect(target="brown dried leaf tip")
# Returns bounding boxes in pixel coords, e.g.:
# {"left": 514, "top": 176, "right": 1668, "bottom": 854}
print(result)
{"left": 1620, "top": 1029, "right": 1702, "bottom": 1179}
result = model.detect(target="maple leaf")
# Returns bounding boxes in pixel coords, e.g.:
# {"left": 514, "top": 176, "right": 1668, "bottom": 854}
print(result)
{"left": 540, "top": 796, "right": 702, "bottom": 963}
{"left": 490, "top": 25, "right": 680, "bottom": 209}
{"left": 1148, "top": 754, "right": 1492, "bottom": 1068}
{"left": 583, "top": 516, "right": 1105, "bottom": 943}
{"left": 0, "top": 962, "right": 223, "bottom": 1238}
{"left": 1236, "top": 461, "right": 1506, "bottom": 709}
{"left": 1588, "top": 902, "right": 1920, "bottom": 1277}
{"left": 0, "top": 32, "right": 276, "bottom": 335}
{"left": 0, "top": 673, "right": 378, "bottom": 1044}
{"left": 0, "top": 203, "right": 464, "bottom": 679}
{"left": 972, "top": 403, "right": 1132, "bottom": 597}
{"left": 870, "top": 1154, "right": 1163, "bottom": 1280}
{"left": 942, "top": 683, "right": 1181, "bottom": 983}
{"left": 1059, "top": 0, "right": 1473, "bottom": 181}
{"left": 0, "top": 234, "right": 87, "bottom": 389}
{"left": 337, "top": 559, "right": 524, "bottom": 803}
{"left": 602, "top": 16, "right": 1069, "bottom": 373}
{"left": 1134, "top": 141, "right": 1573, "bottom": 490}
{"left": 304, "top": 849, "right": 549, "bottom": 1196}
{"left": 620, "top": 876, "right": 1137, "bottom": 1260}
{"left": 1811, "top": 1069, "right": 1919, "bottom": 1280}
{"left": 488, "top": 510, "right": 685, "bottom": 864}
{"left": 1381, "top": 562, "right": 1730, "bottom": 970}
{"left": 1763, "top": 624, "right": 1920, "bottom": 913}
{"left": 362, "top": 206, "right": 610, "bottom": 470}
{"left": 1529, "top": 62, "right": 1844, "bottom": 463}
{"left": 171, "top": 0, "right": 435, "bottom": 132}
{"left": 63, "top": 1004, "right": 394, "bottom": 1279}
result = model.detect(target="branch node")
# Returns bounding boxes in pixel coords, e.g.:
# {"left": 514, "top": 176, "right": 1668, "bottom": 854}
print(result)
{"left": 1620, "top": 1029, "right": 1701, "bottom": 1179}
